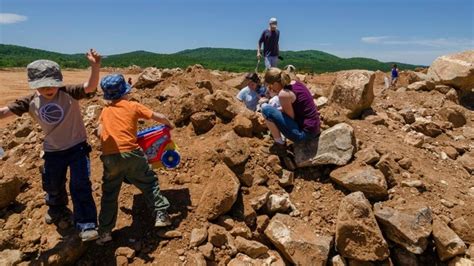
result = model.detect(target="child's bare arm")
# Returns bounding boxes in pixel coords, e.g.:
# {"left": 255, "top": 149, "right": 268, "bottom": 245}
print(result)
{"left": 83, "top": 49, "right": 102, "bottom": 94}
{"left": 151, "top": 112, "right": 174, "bottom": 129}
{"left": 0, "top": 107, "right": 14, "bottom": 119}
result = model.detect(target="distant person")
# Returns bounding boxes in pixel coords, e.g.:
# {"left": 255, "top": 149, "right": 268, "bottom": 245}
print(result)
{"left": 257, "top": 17, "right": 280, "bottom": 70}
{"left": 261, "top": 68, "right": 321, "bottom": 149}
{"left": 391, "top": 64, "right": 399, "bottom": 87}
{"left": 236, "top": 72, "right": 266, "bottom": 111}
{"left": 0, "top": 49, "right": 102, "bottom": 242}
{"left": 96, "top": 74, "right": 174, "bottom": 245}
{"left": 128, "top": 77, "right": 133, "bottom": 86}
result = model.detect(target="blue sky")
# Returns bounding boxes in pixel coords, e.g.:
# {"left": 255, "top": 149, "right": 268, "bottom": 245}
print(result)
{"left": 1, "top": 0, "right": 473, "bottom": 65}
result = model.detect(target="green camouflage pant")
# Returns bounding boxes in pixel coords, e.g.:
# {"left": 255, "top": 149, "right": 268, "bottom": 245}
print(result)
{"left": 98, "top": 149, "right": 170, "bottom": 233}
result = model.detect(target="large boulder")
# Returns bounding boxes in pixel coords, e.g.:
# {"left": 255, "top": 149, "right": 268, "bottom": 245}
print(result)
{"left": 432, "top": 217, "right": 467, "bottom": 261}
{"left": 234, "top": 236, "right": 269, "bottom": 259}
{"left": 330, "top": 165, "right": 388, "bottom": 200}
{"left": 232, "top": 114, "right": 253, "bottom": 138}
{"left": 458, "top": 152, "right": 474, "bottom": 174}
{"left": 335, "top": 192, "right": 389, "bottom": 261}
{"left": 197, "top": 164, "right": 240, "bottom": 220}
{"left": 159, "top": 84, "right": 185, "bottom": 100}
{"left": 427, "top": 50, "right": 474, "bottom": 93}
{"left": 407, "top": 81, "right": 435, "bottom": 91}
{"left": 225, "top": 75, "right": 248, "bottom": 90}
{"left": 190, "top": 112, "right": 216, "bottom": 135}
{"left": 0, "top": 174, "right": 22, "bottom": 209}
{"left": 168, "top": 91, "right": 209, "bottom": 126}
{"left": 449, "top": 217, "right": 474, "bottom": 245}
{"left": 134, "top": 67, "right": 162, "bottom": 89}
{"left": 328, "top": 70, "right": 375, "bottom": 118}
{"left": 438, "top": 106, "right": 467, "bottom": 128}
{"left": 294, "top": 123, "right": 356, "bottom": 168}
{"left": 0, "top": 249, "right": 23, "bottom": 265}
{"left": 215, "top": 132, "right": 251, "bottom": 171}
{"left": 264, "top": 214, "right": 333, "bottom": 265}
{"left": 411, "top": 119, "right": 443, "bottom": 138}
{"left": 206, "top": 90, "right": 241, "bottom": 120}
{"left": 374, "top": 204, "right": 432, "bottom": 254}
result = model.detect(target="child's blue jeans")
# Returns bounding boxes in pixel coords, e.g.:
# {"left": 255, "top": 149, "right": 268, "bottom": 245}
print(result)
{"left": 41, "top": 141, "right": 97, "bottom": 231}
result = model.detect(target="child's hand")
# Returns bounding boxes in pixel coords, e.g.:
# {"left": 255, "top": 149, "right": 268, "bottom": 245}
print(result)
{"left": 258, "top": 98, "right": 269, "bottom": 104}
{"left": 86, "top": 49, "right": 101, "bottom": 66}
{"left": 165, "top": 120, "right": 175, "bottom": 130}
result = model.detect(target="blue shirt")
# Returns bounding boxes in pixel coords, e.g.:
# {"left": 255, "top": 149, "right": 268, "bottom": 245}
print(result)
{"left": 391, "top": 68, "right": 399, "bottom": 78}
{"left": 237, "top": 86, "right": 266, "bottom": 111}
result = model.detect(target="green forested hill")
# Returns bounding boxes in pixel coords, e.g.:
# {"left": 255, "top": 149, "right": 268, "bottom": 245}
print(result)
{"left": 0, "top": 44, "right": 420, "bottom": 73}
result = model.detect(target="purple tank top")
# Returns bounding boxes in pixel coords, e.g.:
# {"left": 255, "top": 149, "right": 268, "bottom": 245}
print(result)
{"left": 287, "top": 81, "right": 320, "bottom": 134}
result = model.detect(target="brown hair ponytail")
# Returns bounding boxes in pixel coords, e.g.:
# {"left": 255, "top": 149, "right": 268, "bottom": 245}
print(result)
{"left": 264, "top": 67, "right": 292, "bottom": 87}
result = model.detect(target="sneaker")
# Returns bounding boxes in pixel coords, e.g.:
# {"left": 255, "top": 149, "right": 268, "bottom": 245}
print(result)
{"left": 45, "top": 207, "right": 71, "bottom": 224}
{"left": 96, "top": 232, "right": 112, "bottom": 245}
{"left": 269, "top": 142, "right": 288, "bottom": 157}
{"left": 79, "top": 229, "right": 99, "bottom": 242}
{"left": 155, "top": 211, "right": 172, "bottom": 227}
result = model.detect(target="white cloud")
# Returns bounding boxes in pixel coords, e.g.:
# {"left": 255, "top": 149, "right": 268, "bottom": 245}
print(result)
{"left": 361, "top": 36, "right": 474, "bottom": 48}
{"left": 0, "top": 13, "right": 28, "bottom": 24}
{"left": 361, "top": 36, "right": 392, "bottom": 44}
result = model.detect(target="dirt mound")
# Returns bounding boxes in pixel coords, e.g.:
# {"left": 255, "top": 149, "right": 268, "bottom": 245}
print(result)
{"left": 0, "top": 60, "right": 473, "bottom": 265}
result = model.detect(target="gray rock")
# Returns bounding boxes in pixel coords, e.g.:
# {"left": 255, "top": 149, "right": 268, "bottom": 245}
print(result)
{"left": 427, "top": 50, "right": 474, "bottom": 93}
{"left": 328, "top": 70, "right": 375, "bottom": 118}
{"left": 335, "top": 192, "right": 389, "bottom": 261}
{"left": 278, "top": 169, "right": 294, "bottom": 188}
{"left": 234, "top": 236, "right": 269, "bottom": 258}
{"left": 438, "top": 106, "right": 467, "bottom": 128}
{"left": 265, "top": 214, "right": 333, "bottom": 265}
{"left": 266, "top": 193, "right": 293, "bottom": 214}
{"left": 190, "top": 112, "right": 216, "bottom": 135}
{"left": 433, "top": 217, "right": 467, "bottom": 261}
{"left": 398, "top": 108, "right": 416, "bottom": 124}
{"left": 458, "top": 152, "right": 474, "bottom": 174}
{"left": 374, "top": 204, "right": 432, "bottom": 254}
{"left": 449, "top": 216, "right": 474, "bottom": 244}
{"left": 197, "top": 164, "right": 240, "bottom": 220}
{"left": 295, "top": 123, "right": 356, "bottom": 168}
{"left": 134, "top": 67, "right": 162, "bottom": 89}
{"left": 0, "top": 249, "right": 23, "bottom": 265}
{"left": 354, "top": 147, "right": 380, "bottom": 164}
{"left": 0, "top": 174, "right": 22, "bottom": 209}
{"left": 330, "top": 165, "right": 388, "bottom": 199}
{"left": 331, "top": 255, "right": 347, "bottom": 266}
{"left": 190, "top": 228, "right": 208, "bottom": 247}
{"left": 407, "top": 80, "right": 435, "bottom": 91}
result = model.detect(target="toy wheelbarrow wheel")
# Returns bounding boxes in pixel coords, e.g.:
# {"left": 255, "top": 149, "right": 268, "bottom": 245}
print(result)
{"left": 161, "top": 150, "right": 180, "bottom": 169}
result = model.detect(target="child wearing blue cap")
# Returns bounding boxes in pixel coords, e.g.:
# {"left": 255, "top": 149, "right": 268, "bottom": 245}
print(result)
{"left": 96, "top": 73, "right": 174, "bottom": 245}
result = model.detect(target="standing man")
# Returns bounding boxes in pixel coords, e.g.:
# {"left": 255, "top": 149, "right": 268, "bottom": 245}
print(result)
{"left": 257, "top": 17, "right": 280, "bottom": 70}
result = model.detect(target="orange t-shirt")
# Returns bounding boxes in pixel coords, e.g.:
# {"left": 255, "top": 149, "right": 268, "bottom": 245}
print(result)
{"left": 100, "top": 100, "right": 153, "bottom": 155}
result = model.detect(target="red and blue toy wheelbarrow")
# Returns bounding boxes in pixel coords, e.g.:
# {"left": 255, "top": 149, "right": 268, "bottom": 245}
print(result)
{"left": 137, "top": 125, "right": 180, "bottom": 169}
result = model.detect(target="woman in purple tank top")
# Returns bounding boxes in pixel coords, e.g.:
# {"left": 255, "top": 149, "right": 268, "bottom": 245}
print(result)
{"left": 261, "top": 68, "right": 321, "bottom": 145}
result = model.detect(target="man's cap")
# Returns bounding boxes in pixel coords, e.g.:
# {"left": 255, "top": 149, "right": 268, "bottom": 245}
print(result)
{"left": 27, "top": 60, "right": 63, "bottom": 90}
{"left": 269, "top": 17, "right": 278, "bottom": 24}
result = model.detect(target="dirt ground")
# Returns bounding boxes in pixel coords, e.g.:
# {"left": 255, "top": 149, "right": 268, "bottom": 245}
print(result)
{"left": 0, "top": 69, "right": 140, "bottom": 127}
{"left": 0, "top": 67, "right": 473, "bottom": 265}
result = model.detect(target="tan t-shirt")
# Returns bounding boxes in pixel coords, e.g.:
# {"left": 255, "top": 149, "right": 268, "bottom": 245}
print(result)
{"left": 8, "top": 85, "right": 89, "bottom": 152}
{"left": 99, "top": 99, "right": 153, "bottom": 155}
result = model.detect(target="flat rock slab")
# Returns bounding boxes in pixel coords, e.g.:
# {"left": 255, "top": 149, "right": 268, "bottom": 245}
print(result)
{"left": 294, "top": 123, "right": 355, "bottom": 168}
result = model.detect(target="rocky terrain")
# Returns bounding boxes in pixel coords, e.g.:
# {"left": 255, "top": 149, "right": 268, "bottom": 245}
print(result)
{"left": 0, "top": 50, "right": 473, "bottom": 265}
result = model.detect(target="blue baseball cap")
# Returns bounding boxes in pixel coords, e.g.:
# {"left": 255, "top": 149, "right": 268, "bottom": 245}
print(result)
{"left": 100, "top": 74, "right": 131, "bottom": 100}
